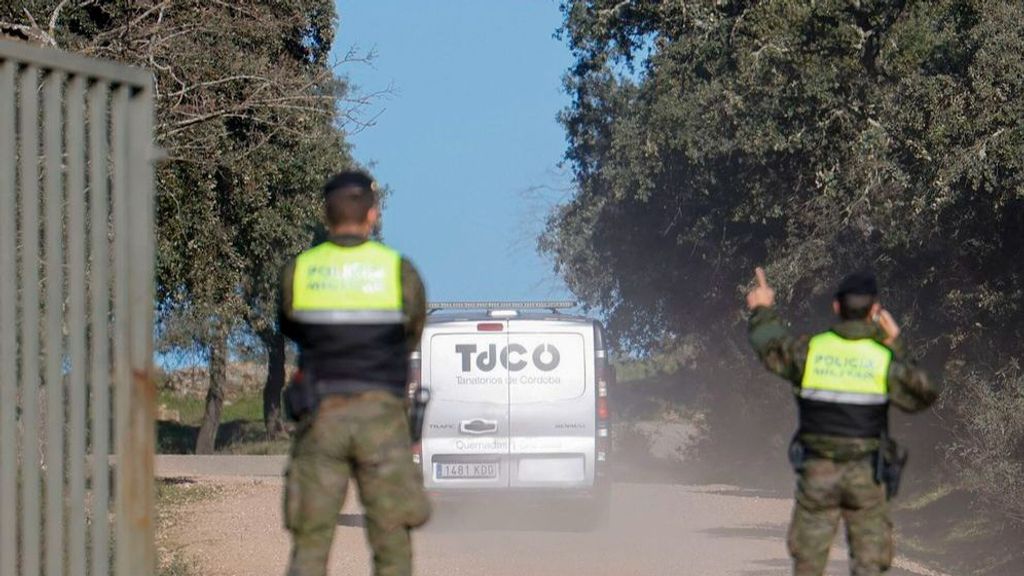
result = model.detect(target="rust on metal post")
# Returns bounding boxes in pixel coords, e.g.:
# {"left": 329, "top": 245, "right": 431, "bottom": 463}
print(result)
{"left": 116, "top": 80, "right": 157, "bottom": 576}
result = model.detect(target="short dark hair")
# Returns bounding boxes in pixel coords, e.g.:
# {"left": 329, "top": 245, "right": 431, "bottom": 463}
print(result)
{"left": 838, "top": 293, "right": 877, "bottom": 320}
{"left": 834, "top": 271, "right": 879, "bottom": 320}
{"left": 323, "top": 170, "right": 377, "bottom": 226}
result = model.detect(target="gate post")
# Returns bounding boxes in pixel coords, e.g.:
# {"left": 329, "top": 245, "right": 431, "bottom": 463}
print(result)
{"left": 117, "top": 78, "right": 157, "bottom": 576}
{"left": 0, "top": 38, "right": 157, "bottom": 576}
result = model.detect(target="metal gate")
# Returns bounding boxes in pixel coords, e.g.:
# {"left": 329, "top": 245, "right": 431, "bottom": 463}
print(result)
{"left": 0, "top": 39, "right": 156, "bottom": 576}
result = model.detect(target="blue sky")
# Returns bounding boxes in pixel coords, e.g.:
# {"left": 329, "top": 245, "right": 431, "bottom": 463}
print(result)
{"left": 333, "top": 1, "right": 574, "bottom": 304}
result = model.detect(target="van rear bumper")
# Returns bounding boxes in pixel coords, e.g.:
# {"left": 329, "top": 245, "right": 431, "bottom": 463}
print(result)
{"left": 425, "top": 482, "right": 610, "bottom": 504}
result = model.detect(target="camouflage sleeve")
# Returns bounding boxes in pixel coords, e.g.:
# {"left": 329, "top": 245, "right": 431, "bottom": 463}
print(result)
{"left": 747, "top": 306, "right": 808, "bottom": 385}
{"left": 886, "top": 337, "right": 937, "bottom": 413}
{"left": 278, "top": 258, "right": 300, "bottom": 342}
{"left": 401, "top": 257, "right": 427, "bottom": 353}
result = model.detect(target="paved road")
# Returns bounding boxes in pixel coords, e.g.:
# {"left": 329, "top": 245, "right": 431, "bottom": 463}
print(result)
{"left": 158, "top": 457, "right": 947, "bottom": 576}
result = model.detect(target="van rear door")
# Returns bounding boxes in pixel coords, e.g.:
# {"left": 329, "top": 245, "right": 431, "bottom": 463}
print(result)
{"left": 421, "top": 320, "right": 511, "bottom": 489}
{"left": 507, "top": 320, "right": 595, "bottom": 489}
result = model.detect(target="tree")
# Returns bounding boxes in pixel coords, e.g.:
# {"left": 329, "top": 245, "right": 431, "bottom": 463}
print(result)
{"left": 5, "top": 1, "right": 361, "bottom": 450}
{"left": 547, "top": 0, "right": 1024, "bottom": 514}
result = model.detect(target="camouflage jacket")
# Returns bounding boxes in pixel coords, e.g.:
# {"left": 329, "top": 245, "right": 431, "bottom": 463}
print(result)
{"left": 748, "top": 306, "right": 937, "bottom": 460}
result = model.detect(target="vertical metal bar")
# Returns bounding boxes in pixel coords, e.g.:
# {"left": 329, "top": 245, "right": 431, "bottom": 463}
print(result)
{"left": 19, "top": 63, "right": 42, "bottom": 576}
{"left": 42, "top": 69, "right": 65, "bottom": 573}
{"left": 66, "top": 74, "right": 88, "bottom": 576}
{"left": 87, "top": 80, "right": 111, "bottom": 576}
{"left": 118, "top": 82, "right": 156, "bottom": 576}
{"left": 43, "top": 69, "right": 66, "bottom": 576}
{"left": 0, "top": 59, "right": 19, "bottom": 576}
{"left": 110, "top": 85, "right": 130, "bottom": 576}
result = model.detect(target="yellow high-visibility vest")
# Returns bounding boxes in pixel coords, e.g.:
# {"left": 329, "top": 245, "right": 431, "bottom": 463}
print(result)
{"left": 801, "top": 332, "right": 891, "bottom": 405}
{"left": 290, "top": 241, "right": 403, "bottom": 324}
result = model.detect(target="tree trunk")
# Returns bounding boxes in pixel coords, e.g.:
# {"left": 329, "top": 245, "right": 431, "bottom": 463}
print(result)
{"left": 195, "top": 333, "right": 227, "bottom": 454}
{"left": 262, "top": 330, "right": 287, "bottom": 439}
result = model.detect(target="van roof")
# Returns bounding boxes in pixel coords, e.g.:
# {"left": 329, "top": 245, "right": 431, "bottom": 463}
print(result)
{"left": 425, "top": 310, "right": 596, "bottom": 326}
{"left": 427, "top": 300, "right": 577, "bottom": 313}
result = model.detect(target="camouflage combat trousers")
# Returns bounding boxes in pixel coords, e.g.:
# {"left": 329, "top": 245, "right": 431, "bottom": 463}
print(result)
{"left": 284, "top": 390, "right": 431, "bottom": 576}
{"left": 789, "top": 457, "right": 892, "bottom": 576}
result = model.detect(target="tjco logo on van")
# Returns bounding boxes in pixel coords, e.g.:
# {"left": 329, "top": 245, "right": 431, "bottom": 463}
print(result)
{"left": 455, "top": 344, "right": 560, "bottom": 372}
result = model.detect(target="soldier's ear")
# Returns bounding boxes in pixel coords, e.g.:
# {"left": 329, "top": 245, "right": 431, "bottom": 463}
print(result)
{"left": 832, "top": 299, "right": 841, "bottom": 316}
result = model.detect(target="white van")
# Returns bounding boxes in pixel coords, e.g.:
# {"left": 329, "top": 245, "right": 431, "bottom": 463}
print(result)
{"left": 409, "top": 302, "right": 612, "bottom": 525}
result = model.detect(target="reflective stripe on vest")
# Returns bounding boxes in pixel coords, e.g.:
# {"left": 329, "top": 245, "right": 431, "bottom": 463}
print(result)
{"left": 800, "top": 331, "right": 891, "bottom": 406}
{"left": 290, "top": 241, "right": 403, "bottom": 324}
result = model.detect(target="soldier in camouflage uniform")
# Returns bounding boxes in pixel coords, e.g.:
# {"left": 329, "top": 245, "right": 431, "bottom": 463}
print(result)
{"left": 746, "top": 268, "right": 936, "bottom": 576}
{"left": 279, "top": 171, "right": 430, "bottom": 576}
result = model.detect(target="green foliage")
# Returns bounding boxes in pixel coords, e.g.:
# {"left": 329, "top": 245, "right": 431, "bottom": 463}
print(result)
{"left": 945, "top": 363, "right": 1024, "bottom": 522}
{"left": 4, "top": 1, "right": 362, "bottom": 345}
{"left": 4, "top": 0, "right": 381, "bottom": 441}
{"left": 550, "top": 0, "right": 1024, "bottom": 520}
{"left": 548, "top": 0, "right": 1024, "bottom": 348}
{"left": 157, "top": 388, "right": 287, "bottom": 454}
{"left": 158, "top": 389, "right": 264, "bottom": 425}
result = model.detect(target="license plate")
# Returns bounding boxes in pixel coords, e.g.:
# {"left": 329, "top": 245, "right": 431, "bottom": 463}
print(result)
{"left": 435, "top": 461, "right": 499, "bottom": 480}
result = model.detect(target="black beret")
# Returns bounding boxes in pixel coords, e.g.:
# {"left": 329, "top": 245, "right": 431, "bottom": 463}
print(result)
{"left": 835, "top": 272, "right": 878, "bottom": 298}
{"left": 323, "top": 170, "right": 376, "bottom": 197}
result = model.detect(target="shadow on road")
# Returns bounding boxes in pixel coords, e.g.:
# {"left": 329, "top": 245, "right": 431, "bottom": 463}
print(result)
{"left": 697, "top": 487, "right": 785, "bottom": 499}
{"left": 738, "top": 557, "right": 848, "bottom": 576}
{"left": 702, "top": 524, "right": 786, "bottom": 542}
{"left": 337, "top": 513, "right": 365, "bottom": 528}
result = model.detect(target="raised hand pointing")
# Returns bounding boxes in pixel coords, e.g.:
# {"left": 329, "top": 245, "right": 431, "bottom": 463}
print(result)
{"left": 746, "top": 266, "right": 776, "bottom": 310}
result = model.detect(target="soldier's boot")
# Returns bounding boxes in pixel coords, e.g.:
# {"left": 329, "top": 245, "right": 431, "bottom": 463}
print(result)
{"left": 842, "top": 464, "right": 892, "bottom": 576}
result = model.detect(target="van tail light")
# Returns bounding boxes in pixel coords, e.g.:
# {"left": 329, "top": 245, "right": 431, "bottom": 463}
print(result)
{"left": 407, "top": 352, "right": 421, "bottom": 402}
{"left": 409, "top": 351, "right": 423, "bottom": 465}
{"left": 596, "top": 349, "right": 611, "bottom": 472}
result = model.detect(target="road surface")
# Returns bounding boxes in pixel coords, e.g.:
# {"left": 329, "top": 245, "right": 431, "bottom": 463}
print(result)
{"left": 158, "top": 457, "right": 947, "bottom": 576}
